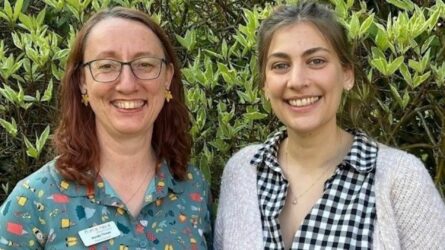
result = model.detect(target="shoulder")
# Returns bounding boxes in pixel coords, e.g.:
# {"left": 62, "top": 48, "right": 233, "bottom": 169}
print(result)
{"left": 176, "top": 164, "right": 210, "bottom": 199}
{"left": 222, "top": 144, "right": 262, "bottom": 181}
{"left": 9, "top": 159, "right": 61, "bottom": 195}
{"left": 376, "top": 144, "right": 427, "bottom": 181}
{"left": 184, "top": 164, "right": 209, "bottom": 186}
{"left": 374, "top": 144, "right": 445, "bottom": 247}
{"left": 375, "top": 143, "right": 443, "bottom": 208}
{"left": 0, "top": 159, "right": 60, "bottom": 228}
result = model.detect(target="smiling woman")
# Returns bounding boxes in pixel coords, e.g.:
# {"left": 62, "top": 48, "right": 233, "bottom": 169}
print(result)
{"left": 0, "top": 7, "right": 211, "bottom": 249}
{"left": 214, "top": 1, "right": 445, "bottom": 249}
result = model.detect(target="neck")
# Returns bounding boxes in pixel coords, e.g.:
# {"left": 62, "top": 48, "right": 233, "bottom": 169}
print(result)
{"left": 97, "top": 127, "right": 157, "bottom": 178}
{"left": 284, "top": 123, "right": 351, "bottom": 173}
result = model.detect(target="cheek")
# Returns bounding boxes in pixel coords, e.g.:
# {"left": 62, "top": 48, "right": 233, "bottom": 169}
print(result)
{"left": 264, "top": 75, "right": 285, "bottom": 96}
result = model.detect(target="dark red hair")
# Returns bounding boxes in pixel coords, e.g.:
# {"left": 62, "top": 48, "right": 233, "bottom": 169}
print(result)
{"left": 53, "top": 7, "right": 191, "bottom": 186}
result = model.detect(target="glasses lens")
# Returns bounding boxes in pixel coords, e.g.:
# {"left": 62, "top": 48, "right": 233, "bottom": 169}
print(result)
{"left": 131, "top": 58, "right": 162, "bottom": 80}
{"left": 90, "top": 60, "right": 121, "bottom": 82}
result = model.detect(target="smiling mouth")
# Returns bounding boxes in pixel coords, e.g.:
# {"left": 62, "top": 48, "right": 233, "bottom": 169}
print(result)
{"left": 112, "top": 100, "right": 146, "bottom": 109}
{"left": 287, "top": 96, "right": 320, "bottom": 107}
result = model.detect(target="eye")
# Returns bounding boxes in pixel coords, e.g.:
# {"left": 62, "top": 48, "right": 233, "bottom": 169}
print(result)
{"left": 308, "top": 58, "right": 326, "bottom": 68}
{"left": 133, "top": 58, "right": 158, "bottom": 71}
{"left": 137, "top": 62, "right": 154, "bottom": 68}
{"left": 271, "top": 62, "right": 290, "bottom": 72}
{"left": 94, "top": 60, "right": 119, "bottom": 71}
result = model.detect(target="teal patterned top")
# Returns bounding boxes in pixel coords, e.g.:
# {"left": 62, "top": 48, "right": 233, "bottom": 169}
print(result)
{"left": 0, "top": 159, "right": 212, "bottom": 249}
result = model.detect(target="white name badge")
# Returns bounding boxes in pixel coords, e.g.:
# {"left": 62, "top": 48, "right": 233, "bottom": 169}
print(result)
{"left": 78, "top": 221, "right": 121, "bottom": 247}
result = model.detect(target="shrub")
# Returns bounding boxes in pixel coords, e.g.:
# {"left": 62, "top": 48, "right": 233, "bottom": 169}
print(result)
{"left": 1, "top": 0, "right": 444, "bottom": 204}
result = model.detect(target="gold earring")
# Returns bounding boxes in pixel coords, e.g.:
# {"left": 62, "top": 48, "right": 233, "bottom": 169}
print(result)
{"left": 164, "top": 89, "right": 173, "bottom": 103}
{"left": 81, "top": 91, "right": 89, "bottom": 106}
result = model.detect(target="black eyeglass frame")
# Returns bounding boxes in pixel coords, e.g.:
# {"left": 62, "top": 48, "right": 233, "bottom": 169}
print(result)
{"left": 82, "top": 57, "right": 168, "bottom": 83}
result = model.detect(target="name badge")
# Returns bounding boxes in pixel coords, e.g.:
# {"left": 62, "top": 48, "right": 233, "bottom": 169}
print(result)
{"left": 78, "top": 221, "right": 121, "bottom": 246}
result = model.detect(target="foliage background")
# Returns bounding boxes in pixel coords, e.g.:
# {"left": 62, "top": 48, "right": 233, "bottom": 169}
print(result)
{"left": 0, "top": 0, "right": 444, "bottom": 205}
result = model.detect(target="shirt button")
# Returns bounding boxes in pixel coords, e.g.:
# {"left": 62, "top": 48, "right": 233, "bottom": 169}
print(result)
{"left": 139, "top": 240, "right": 148, "bottom": 248}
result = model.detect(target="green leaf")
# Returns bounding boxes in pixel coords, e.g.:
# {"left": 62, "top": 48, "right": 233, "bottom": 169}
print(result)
{"left": 388, "top": 56, "right": 404, "bottom": 75}
{"left": 217, "top": 62, "right": 236, "bottom": 87}
{"left": 375, "top": 28, "right": 389, "bottom": 51}
{"left": 359, "top": 13, "right": 374, "bottom": 37}
{"left": 3, "top": 0, "right": 13, "bottom": 20}
{"left": 386, "top": 0, "right": 414, "bottom": 11}
{"left": 0, "top": 117, "right": 17, "bottom": 137}
{"left": 0, "top": 84, "right": 18, "bottom": 104}
{"left": 348, "top": 13, "right": 360, "bottom": 39}
{"left": 243, "top": 111, "right": 268, "bottom": 121}
{"left": 13, "top": 0, "right": 24, "bottom": 22}
{"left": 399, "top": 63, "right": 412, "bottom": 85}
{"left": 42, "top": 79, "right": 53, "bottom": 102}
{"left": 401, "top": 90, "right": 410, "bottom": 109}
{"left": 412, "top": 71, "right": 431, "bottom": 88}
{"left": 389, "top": 83, "right": 404, "bottom": 109}
{"left": 420, "top": 49, "right": 431, "bottom": 73}
{"left": 370, "top": 58, "right": 387, "bottom": 76}
{"left": 36, "top": 126, "right": 50, "bottom": 152}
{"left": 421, "top": 36, "right": 435, "bottom": 55}
{"left": 432, "top": 62, "right": 445, "bottom": 87}
{"left": 334, "top": 0, "right": 348, "bottom": 19}
{"left": 18, "top": 13, "right": 33, "bottom": 31}
{"left": 221, "top": 39, "right": 228, "bottom": 58}
{"left": 408, "top": 59, "right": 423, "bottom": 73}
{"left": 24, "top": 136, "right": 38, "bottom": 158}
{"left": 175, "top": 29, "right": 196, "bottom": 52}
{"left": 11, "top": 32, "right": 23, "bottom": 50}
{"left": 36, "top": 8, "right": 46, "bottom": 26}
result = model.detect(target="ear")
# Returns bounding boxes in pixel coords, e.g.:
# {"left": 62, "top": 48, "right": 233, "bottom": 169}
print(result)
{"left": 343, "top": 65, "right": 355, "bottom": 91}
{"left": 263, "top": 84, "right": 271, "bottom": 101}
{"left": 165, "top": 63, "right": 174, "bottom": 89}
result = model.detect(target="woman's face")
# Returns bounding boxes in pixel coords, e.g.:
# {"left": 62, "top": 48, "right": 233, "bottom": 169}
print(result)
{"left": 263, "top": 22, "right": 353, "bottom": 135}
{"left": 81, "top": 17, "right": 173, "bottom": 139}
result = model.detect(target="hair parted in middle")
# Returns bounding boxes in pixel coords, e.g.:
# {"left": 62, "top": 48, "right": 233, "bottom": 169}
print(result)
{"left": 53, "top": 7, "right": 191, "bottom": 186}
{"left": 257, "top": 1, "right": 374, "bottom": 128}
{"left": 257, "top": 1, "right": 354, "bottom": 87}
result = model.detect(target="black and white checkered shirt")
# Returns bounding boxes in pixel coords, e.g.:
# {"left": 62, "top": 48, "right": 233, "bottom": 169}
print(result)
{"left": 251, "top": 129, "right": 378, "bottom": 249}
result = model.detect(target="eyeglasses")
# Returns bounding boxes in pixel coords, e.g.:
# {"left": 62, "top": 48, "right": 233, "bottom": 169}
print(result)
{"left": 82, "top": 57, "right": 167, "bottom": 83}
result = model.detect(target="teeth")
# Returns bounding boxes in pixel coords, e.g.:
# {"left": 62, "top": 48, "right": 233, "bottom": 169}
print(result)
{"left": 113, "top": 100, "right": 145, "bottom": 109}
{"left": 288, "top": 97, "right": 319, "bottom": 107}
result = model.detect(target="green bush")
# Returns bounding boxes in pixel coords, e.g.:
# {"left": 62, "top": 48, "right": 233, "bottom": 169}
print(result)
{"left": 1, "top": 0, "right": 444, "bottom": 204}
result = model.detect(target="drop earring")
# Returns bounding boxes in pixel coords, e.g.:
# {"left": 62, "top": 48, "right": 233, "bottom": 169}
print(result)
{"left": 81, "top": 90, "right": 89, "bottom": 106}
{"left": 165, "top": 89, "right": 173, "bottom": 103}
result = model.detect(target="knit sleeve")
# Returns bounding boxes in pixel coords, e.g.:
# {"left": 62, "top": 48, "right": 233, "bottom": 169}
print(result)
{"left": 390, "top": 152, "right": 445, "bottom": 248}
{"left": 214, "top": 145, "right": 263, "bottom": 250}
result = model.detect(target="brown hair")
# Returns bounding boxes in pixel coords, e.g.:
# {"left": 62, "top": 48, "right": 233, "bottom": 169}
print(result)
{"left": 53, "top": 7, "right": 191, "bottom": 186}
{"left": 257, "top": 1, "right": 372, "bottom": 127}
{"left": 257, "top": 1, "right": 354, "bottom": 87}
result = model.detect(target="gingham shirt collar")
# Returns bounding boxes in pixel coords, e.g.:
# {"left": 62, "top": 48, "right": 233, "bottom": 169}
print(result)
{"left": 251, "top": 129, "right": 378, "bottom": 249}
{"left": 251, "top": 129, "right": 377, "bottom": 173}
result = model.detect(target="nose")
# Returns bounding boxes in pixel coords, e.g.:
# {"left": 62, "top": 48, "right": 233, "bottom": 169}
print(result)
{"left": 115, "top": 65, "right": 138, "bottom": 92}
{"left": 287, "top": 64, "right": 308, "bottom": 90}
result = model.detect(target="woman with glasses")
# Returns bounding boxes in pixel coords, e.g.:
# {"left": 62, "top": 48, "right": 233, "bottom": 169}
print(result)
{"left": 215, "top": 1, "right": 445, "bottom": 249}
{"left": 0, "top": 7, "right": 211, "bottom": 249}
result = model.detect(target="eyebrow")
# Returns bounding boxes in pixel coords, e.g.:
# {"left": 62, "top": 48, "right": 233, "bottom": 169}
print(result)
{"left": 90, "top": 51, "right": 159, "bottom": 60}
{"left": 268, "top": 47, "right": 331, "bottom": 60}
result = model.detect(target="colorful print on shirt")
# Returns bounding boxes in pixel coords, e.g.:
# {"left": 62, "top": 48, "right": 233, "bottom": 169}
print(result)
{"left": 0, "top": 159, "right": 212, "bottom": 249}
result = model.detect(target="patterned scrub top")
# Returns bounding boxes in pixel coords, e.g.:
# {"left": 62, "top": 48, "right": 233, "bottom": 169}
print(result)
{"left": 0, "top": 159, "right": 212, "bottom": 249}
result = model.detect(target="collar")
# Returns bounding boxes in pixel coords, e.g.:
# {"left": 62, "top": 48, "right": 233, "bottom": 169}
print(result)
{"left": 49, "top": 160, "right": 185, "bottom": 199}
{"left": 251, "top": 129, "right": 378, "bottom": 174}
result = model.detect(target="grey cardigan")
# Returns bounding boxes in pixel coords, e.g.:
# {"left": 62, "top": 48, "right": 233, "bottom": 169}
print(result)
{"left": 214, "top": 144, "right": 445, "bottom": 250}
